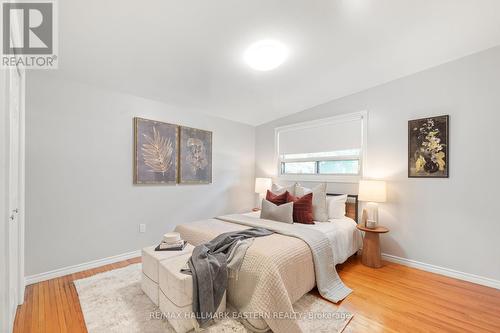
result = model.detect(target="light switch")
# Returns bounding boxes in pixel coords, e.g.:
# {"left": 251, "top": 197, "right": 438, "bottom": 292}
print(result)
{"left": 139, "top": 224, "right": 146, "bottom": 233}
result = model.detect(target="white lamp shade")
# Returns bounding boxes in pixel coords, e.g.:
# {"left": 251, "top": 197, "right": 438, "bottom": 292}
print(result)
{"left": 358, "top": 180, "right": 387, "bottom": 203}
{"left": 255, "top": 177, "right": 272, "bottom": 194}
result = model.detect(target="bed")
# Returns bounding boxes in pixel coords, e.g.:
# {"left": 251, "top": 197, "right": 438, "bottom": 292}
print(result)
{"left": 173, "top": 194, "right": 362, "bottom": 333}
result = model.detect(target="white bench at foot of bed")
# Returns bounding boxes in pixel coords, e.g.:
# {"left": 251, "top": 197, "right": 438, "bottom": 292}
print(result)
{"left": 159, "top": 254, "right": 226, "bottom": 333}
{"left": 141, "top": 244, "right": 195, "bottom": 306}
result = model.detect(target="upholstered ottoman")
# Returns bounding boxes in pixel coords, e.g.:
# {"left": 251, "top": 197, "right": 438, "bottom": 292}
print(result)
{"left": 141, "top": 244, "right": 194, "bottom": 305}
{"left": 159, "top": 254, "right": 226, "bottom": 333}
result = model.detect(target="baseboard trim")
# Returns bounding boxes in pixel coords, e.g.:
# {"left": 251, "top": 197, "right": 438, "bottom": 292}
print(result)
{"left": 381, "top": 253, "right": 500, "bottom": 290}
{"left": 25, "top": 249, "right": 141, "bottom": 285}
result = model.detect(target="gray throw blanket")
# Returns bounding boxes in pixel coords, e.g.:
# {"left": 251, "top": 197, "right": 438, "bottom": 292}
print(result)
{"left": 182, "top": 227, "right": 273, "bottom": 327}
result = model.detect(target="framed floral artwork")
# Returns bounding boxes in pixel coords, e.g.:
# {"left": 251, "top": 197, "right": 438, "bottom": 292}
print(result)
{"left": 134, "top": 117, "right": 179, "bottom": 184}
{"left": 179, "top": 126, "right": 212, "bottom": 184}
{"left": 408, "top": 115, "right": 449, "bottom": 178}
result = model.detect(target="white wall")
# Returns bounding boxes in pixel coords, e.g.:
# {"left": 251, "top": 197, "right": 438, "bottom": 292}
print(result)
{"left": 255, "top": 46, "right": 500, "bottom": 281}
{"left": 25, "top": 74, "right": 255, "bottom": 276}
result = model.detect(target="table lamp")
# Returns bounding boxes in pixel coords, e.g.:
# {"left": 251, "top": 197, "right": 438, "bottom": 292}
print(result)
{"left": 254, "top": 177, "right": 272, "bottom": 209}
{"left": 358, "top": 180, "right": 387, "bottom": 229}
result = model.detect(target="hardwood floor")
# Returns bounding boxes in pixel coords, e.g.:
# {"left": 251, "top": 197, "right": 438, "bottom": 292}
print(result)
{"left": 13, "top": 256, "right": 500, "bottom": 333}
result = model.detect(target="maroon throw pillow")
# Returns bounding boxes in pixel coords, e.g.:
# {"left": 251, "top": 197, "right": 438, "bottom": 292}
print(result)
{"left": 286, "top": 192, "right": 314, "bottom": 224}
{"left": 266, "top": 190, "right": 288, "bottom": 206}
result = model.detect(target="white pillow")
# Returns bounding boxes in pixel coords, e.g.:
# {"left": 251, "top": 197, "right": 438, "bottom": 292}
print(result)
{"left": 260, "top": 199, "right": 294, "bottom": 224}
{"left": 327, "top": 194, "right": 348, "bottom": 219}
{"left": 295, "top": 183, "right": 329, "bottom": 222}
{"left": 271, "top": 183, "right": 296, "bottom": 196}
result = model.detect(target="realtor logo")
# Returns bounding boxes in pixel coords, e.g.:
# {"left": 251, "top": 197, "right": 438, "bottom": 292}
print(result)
{"left": 1, "top": 0, "right": 58, "bottom": 68}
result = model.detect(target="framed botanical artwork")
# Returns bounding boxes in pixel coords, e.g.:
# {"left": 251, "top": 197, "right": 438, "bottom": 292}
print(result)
{"left": 179, "top": 126, "right": 212, "bottom": 184}
{"left": 134, "top": 117, "right": 178, "bottom": 184}
{"left": 408, "top": 115, "right": 449, "bottom": 178}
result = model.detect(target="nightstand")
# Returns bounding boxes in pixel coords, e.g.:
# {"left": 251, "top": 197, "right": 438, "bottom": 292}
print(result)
{"left": 356, "top": 224, "right": 389, "bottom": 268}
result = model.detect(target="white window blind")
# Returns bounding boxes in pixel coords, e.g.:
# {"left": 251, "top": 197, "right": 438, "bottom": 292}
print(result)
{"left": 278, "top": 117, "right": 362, "bottom": 155}
{"left": 275, "top": 112, "right": 366, "bottom": 181}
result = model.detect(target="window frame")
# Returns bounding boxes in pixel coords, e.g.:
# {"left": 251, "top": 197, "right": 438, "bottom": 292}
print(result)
{"left": 274, "top": 111, "right": 368, "bottom": 183}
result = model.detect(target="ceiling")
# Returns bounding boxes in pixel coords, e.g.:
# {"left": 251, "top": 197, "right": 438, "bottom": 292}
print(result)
{"left": 53, "top": 0, "right": 500, "bottom": 125}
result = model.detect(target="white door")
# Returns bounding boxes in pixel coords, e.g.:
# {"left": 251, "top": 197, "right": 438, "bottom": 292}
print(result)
{"left": 0, "top": 67, "right": 8, "bottom": 333}
{"left": 7, "top": 65, "right": 24, "bottom": 326}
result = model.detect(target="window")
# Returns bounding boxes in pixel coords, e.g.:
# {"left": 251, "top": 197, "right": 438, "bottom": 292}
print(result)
{"left": 318, "top": 160, "right": 359, "bottom": 174}
{"left": 275, "top": 112, "right": 367, "bottom": 181}
{"left": 280, "top": 149, "right": 361, "bottom": 175}
{"left": 281, "top": 161, "right": 316, "bottom": 174}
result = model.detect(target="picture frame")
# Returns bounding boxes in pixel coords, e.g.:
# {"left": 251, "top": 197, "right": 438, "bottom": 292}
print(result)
{"left": 178, "top": 126, "right": 212, "bottom": 184}
{"left": 134, "top": 117, "right": 179, "bottom": 184}
{"left": 408, "top": 115, "right": 449, "bottom": 178}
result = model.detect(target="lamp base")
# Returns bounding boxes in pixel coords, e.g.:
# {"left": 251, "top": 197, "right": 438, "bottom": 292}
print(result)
{"left": 361, "top": 209, "right": 368, "bottom": 227}
{"left": 256, "top": 193, "right": 264, "bottom": 209}
{"left": 364, "top": 202, "right": 379, "bottom": 229}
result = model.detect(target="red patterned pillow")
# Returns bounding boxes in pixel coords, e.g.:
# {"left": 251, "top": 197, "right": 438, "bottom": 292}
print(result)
{"left": 286, "top": 192, "right": 314, "bottom": 224}
{"left": 266, "top": 190, "right": 288, "bottom": 206}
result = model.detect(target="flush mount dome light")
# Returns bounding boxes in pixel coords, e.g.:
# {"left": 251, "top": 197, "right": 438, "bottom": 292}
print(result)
{"left": 244, "top": 40, "right": 288, "bottom": 71}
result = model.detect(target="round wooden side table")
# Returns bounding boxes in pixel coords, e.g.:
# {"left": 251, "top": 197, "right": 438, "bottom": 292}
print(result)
{"left": 356, "top": 224, "right": 389, "bottom": 268}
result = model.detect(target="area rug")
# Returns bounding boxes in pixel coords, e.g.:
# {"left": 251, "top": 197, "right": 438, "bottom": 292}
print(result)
{"left": 74, "top": 263, "right": 352, "bottom": 333}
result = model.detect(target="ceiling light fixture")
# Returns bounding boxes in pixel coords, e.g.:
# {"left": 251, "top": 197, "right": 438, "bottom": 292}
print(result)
{"left": 244, "top": 40, "right": 288, "bottom": 71}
